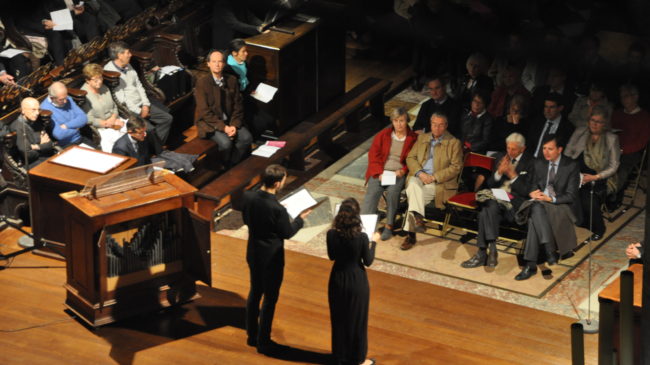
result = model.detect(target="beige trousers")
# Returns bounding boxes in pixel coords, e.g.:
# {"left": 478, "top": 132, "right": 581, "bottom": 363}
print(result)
{"left": 404, "top": 177, "right": 437, "bottom": 232}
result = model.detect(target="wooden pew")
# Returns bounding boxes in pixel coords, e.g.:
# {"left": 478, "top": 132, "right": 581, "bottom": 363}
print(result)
{"left": 194, "top": 77, "right": 392, "bottom": 224}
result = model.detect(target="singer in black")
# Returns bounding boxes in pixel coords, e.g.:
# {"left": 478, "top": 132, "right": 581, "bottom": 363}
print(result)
{"left": 10, "top": 97, "right": 54, "bottom": 168}
{"left": 242, "top": 164, "right": 311, "bottom": 354}
{"left": 327, "top": 198, "right": 379, "bottom": 365}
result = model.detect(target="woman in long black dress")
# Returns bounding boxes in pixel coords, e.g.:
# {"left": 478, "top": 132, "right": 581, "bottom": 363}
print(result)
{"left": 327, "top": 198, "right": 379, "bottom": 365}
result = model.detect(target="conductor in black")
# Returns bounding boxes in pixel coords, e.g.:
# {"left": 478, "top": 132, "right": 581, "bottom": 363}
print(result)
{"left": 242, "top": 164, "right": 311, "bottom": 353}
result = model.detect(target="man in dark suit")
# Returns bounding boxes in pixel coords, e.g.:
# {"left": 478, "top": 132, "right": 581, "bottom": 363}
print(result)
{"left": 242, "top": 164, "right": 311, "bottom": 353}
{"left": 413, "top": 76, "right": 461, "bottom": 137}
{"left": 112, "top": 117, "right": 162, "bottom": 166}
{"left": 10, "top": 97, "right": 54, "bottom": 168}
{"left": 527, "top": 93, "right": 574, "bottom": 159}
{"left": 461, "top": 132, "right": 534, "bottom": 268}
{"left": 530, "top": 66, "right": 575, "bottom": 120}
{"left": 514, "top": 135, "right": 580, "bottom": 281}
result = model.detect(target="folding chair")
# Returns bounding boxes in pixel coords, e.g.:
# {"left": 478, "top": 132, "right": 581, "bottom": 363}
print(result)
{"left": 441, "top": 152, "right": 494, "bottom": 237}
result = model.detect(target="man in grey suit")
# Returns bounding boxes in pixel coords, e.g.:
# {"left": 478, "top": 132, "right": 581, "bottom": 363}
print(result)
{"left": 514, "top": 134, "right": 580, "bottom": 281}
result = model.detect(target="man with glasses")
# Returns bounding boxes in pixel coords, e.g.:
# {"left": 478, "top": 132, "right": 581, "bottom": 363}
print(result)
{"left": 112, "top": 117, "right": 162, "bottom": 166}
{"left": 412, "top": 76, "right": 460, "bottom": 137}
{"left": 40, "top": 81, "right": 96, "bottom": 148}
{"left": 10, "top": 97, "right": 54, "bottom": 168}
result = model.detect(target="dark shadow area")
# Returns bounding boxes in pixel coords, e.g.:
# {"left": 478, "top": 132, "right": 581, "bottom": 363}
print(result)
{"left": 94, "top": 286, "right": 247, "bottom": 365}
{"left": 258, "top": 343, "right": 335, "bottom": 364}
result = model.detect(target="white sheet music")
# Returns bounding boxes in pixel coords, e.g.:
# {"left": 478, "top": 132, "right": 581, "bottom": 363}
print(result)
{"left": 381, "top": 170, "right": 396, "bottom": 186}
{"left": 251, "top": 144, "right": 280, "bottom": 158}
{"left": 491, "top": 188, "right": 511, "bottom": 202}
{"left": 0, "top": 48, "right": 25, "bottom": 58}
{"left": 50, "top": 9, "right": 74, "bottom": 31}
{"left": 360, "top": 214, "right": 378, "bottom": 238}
{"left": 280, "top": 188, "right": 318, "bottom": 219}
{"left": 50, "top": 146, "right": 127, "bottom": 174}
{"left": 251, "top": 83, "right": 278, "bottom": 103}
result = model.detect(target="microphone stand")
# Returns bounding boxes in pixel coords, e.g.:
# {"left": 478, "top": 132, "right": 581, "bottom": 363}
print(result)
{"left": 579, "top": 180, "right": 599, "bottom": 333}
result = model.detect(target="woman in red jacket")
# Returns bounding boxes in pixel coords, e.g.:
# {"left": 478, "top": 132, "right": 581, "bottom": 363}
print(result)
{"left": 361, "top": 107, "right": 417, "bottom": 240}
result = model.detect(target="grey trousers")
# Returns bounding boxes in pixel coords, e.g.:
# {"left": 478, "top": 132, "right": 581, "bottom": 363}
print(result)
{"left": 523, "top": 202, "right": 554, "bottom": 262}
{"left": 361, "top": 175, "right": 405, "bottom": 226}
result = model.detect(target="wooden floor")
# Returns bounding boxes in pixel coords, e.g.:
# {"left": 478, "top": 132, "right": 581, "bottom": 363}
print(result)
{"left": 0, "top": 227, "right": 598, "bottom": 365}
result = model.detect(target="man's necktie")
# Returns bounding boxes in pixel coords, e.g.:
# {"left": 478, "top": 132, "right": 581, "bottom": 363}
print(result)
{"left": 536, "top": 121, "right": 553, "bottom": 157}
{"left": 547, "top": 162, "right": 557, "bottom": 198}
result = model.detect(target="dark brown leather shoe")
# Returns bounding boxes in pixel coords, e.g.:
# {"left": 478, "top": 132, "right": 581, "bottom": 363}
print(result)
{"left": 400, "top": 235, "right": 416, "bottom": 250}
{"left": 461, "top": 251, "right": 487, "bottom": 268}
{"left": 487, "top": 247, "right": 498, "bottom": 267}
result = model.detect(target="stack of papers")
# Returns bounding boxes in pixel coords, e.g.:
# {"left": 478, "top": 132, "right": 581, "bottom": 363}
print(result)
{"left": 251, "top": 140, "right": 286, "bottom": 158}
{"left": 381, "top": 170, "right": 396, "bottom": 186}
{"left": 50, "top": 9, "right": 74, "bottom": 31}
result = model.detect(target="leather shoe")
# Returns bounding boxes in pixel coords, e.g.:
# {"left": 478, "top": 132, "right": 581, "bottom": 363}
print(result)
{"left": 591, "top": 233, "right": 603, "bottom": 241}
{"left": 400, "top": 235, "right": 416, "bottom": 250}
{"left": 544, "top": 245, "right": 558, "bottom": 266}
{"left": 247, "top": 337, "right": 257, "bottom": 347}
{"left": 487, "top": 247, "right": 498, "bottom": 267}
{"left": 514, "top": 266, "right": 537, "bottom": 281}
{"left": 461, "top": 251, "right": 487, "bottom": 268}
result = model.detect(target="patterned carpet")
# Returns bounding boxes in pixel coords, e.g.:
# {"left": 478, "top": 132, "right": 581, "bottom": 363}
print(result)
{"left": 216, "top": 88, "right": 647, "bottom": 319}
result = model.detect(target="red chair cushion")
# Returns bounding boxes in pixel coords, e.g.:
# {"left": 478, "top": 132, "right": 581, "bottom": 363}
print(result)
{"left": 447, "top": 192, "right": 478, "bottom": 209}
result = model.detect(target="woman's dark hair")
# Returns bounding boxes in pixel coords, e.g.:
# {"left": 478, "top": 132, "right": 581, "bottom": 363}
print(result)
{"left": 229, "top": 38, "right": 247, "bottom": 55}
{"left": 332, "top": 198, "right": 362, "bottom": 240}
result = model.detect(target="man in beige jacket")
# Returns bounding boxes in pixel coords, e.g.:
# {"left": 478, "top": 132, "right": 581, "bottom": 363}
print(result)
{"left": 401, "top": 113, "right": 463, "bottom": 250}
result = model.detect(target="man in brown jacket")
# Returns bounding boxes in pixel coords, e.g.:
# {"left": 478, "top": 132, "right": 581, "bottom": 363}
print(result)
{"left": 194, "top": 49, "right": 252, "bottom": 167}
{"left": 401, "top": 112, "right": 463, "bottom": 250}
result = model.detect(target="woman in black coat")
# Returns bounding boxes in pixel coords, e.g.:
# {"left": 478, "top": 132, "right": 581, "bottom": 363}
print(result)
{"left": 327, "top": 198, "right": 379, "bottom": 365}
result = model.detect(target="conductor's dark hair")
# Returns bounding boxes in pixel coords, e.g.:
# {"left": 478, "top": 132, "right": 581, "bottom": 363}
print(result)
{"left": 332, "top": 198, "right": 362, "bottom": 240}
{"left": 262, "top": 164, "right": 286, "bottom": 188}
{"left": 229, "top": 38, "right": 247, "bottom": 55}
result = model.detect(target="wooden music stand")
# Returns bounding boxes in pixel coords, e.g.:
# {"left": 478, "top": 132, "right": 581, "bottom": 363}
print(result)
{"left": 61, "top": 164, "right": 211, "bottom": 327}
{"left": 28, "top": 146, "right": 137, "bottom": 260}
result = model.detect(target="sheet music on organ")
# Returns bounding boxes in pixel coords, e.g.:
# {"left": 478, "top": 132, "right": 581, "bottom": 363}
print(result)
{"left": 50, "top": 146, "right": 128, "bottom": 174}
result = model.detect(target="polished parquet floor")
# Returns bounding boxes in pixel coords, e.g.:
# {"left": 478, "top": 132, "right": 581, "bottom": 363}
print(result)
{"left": 0, "top": 227, "right": 598, "bottom": 365}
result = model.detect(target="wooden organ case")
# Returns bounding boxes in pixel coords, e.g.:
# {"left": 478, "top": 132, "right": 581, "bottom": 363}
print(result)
{"left": 61, "top": 164, "right": 211, "bottom": 327}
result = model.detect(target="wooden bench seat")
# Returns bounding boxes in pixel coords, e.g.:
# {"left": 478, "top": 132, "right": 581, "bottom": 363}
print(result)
{"left": 195, "top": 77, "right": 392, "bottom": 223}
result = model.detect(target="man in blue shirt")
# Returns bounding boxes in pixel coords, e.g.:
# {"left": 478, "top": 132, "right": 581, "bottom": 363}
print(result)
{"left": 40, "top": 82, "right": 96, "bottom": 148}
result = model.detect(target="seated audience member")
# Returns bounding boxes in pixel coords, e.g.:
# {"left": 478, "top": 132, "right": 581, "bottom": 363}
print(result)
{"left": 81, "top": 63, "right": 125, "bottom": 152}
{"left": 112, "top": 117, "right": 162, "bottom": 166}
{"left": 104, "top": 41, "right": 173, "bottom": 144}
{"left": 211, "top": 0, "right": 267, "bottom": 50}
{"left": 10, "top": 97, "right": 54, "bottom": 168}
{"left": 489, "top": 94, "right": 529, "bottom": 152}
{"left": 461, "top": 133, "right": 534, "bottom": 268}
{"left": 460, "top": 91, "right": 493, "bottom": 155}
{"left": 527, "top": 93, "right": 575, "bottom": 159}
{"left": 450, "top": 52, "right": 494, "bottom": 109}
{"left": 0, "top": 24, "right": 32, "bottom": 82}
{"left": 401, "top": 113, "right": 463, "bottom": 250}
{"left": 514, "top": 135, "right": 580, "bottom": 281}
{"left": 616, "top": 43, "right": 650, "bottom": 109}
{"left": 361, "top": 107, "right": 417, "bottom": 241}
{"left": 40, "top": 81, "right": 96, "bottom": 148}
{"left": 568, "top": 81, "right": 613, "bottom": 129}
{"left": 226, "top": 38, "right": 274, "bottom": 140}
{"left": 487, "top": 64, "right": 530, "bottom": 119}
{"left": 571, "top": 35, "right": 612, "bottom": 95}
{"left": 412, "top": 76, "right": 461, "bottom": 137}
{"left": 194, "top": 49, "right": 252, "bottom": 167}
{"left": 530, "top": 66, "right": 575, "bottom": 120}
{"left": 610, "top": 84, "right": 650, "bottom": 208}
{"left": 564, "top": 105, "right": 620, "bottom": 240}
